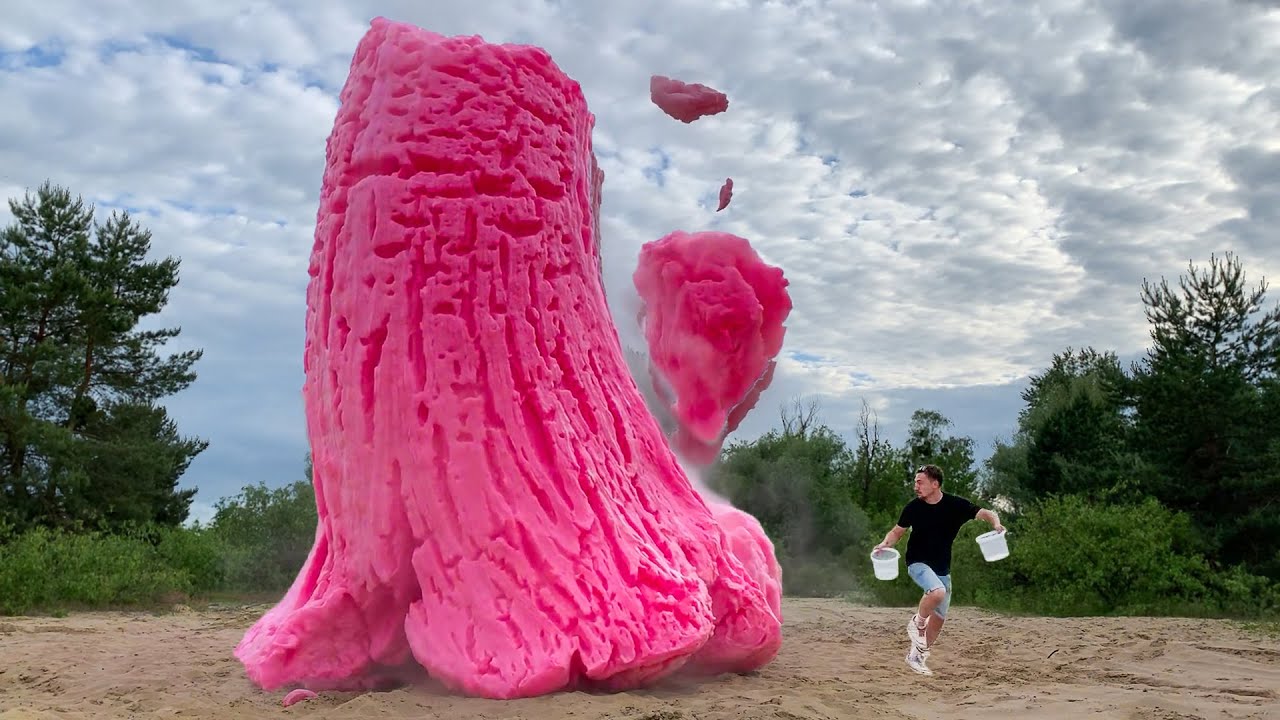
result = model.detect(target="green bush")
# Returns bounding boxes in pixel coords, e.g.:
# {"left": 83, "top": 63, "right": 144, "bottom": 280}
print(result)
{"left": 1005, "top": 495, "right": 1208, "bottom": 613}
{"left": 0, "top": 479, "right": 322, "bottom": 615}
{"left": 153, "top": 525, "right": 226, "bottom": 595}
{"left": 0, "top": 526, "right": 192, "bottom": 615}
{"left": 947, "top": 494, "right": 1279, "bottom": 618}
{"left": 207, "top": 480, "right": 317, "bottom": 592}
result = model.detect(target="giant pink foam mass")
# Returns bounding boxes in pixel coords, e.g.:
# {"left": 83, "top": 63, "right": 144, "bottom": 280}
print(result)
{"left": 234, "top": 17, "right": 783, "bottom": 701}
{"left": 633, "top": 231, "right": 791, "bottom": 464}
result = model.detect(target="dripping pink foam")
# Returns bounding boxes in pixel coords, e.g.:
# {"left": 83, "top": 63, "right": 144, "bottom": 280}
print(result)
{"left": 717, "top": 178, "right": 733, "bottom": 211}
{"left": 650, "top": 75, "right": 729, "bottom": 123}
{"left": 670, "top": 359, "right": 776, "bottom": 467}
{"left": 233, "top": 17, "right": 781, "bottom": 701}
{"left": 632, "top": 230, "right": 791, "bottom": 455}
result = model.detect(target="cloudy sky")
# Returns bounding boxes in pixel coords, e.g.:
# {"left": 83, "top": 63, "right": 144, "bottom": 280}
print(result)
{"left": 3, "top": 0, "right": 1278, "bottom": 523}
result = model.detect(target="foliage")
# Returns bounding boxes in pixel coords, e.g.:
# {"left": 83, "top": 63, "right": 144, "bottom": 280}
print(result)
{"left": 699, "top": 255, "right": 1279, "bottom": 611}
{"left": 1128, "top": 252, "right": 1280, "bottom": 578}
{"left": 984, "top": 495, "right": 1271, "bottom": 615}
{"left": 0, "top": 182, "right": 205, "bottom": 534}
{"left": 708, "top": 399, "right": 934, "bottom": 597}
{"left": 0, "top": 473, "right": 317, "bottom": 615}
{"left": 207, "top": 478, "right": 317, "bottom": 592}
{"left": 986, "top": 347, "right": 1154, "bottom": 510}
{"left": 0, "top": 524, "right": 213, "bottom": 615}
{"left": 901, "top": 409, "right": 982, "bottom": 500}
{"left": 982, "top": 254, "right": 1280, "bottom": 583}
{"left": 850, "top": 399, "right": 911, "bottom": 518}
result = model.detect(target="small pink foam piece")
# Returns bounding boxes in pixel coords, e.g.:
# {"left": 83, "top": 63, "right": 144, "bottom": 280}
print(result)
{"left": 716, "top": 178, "right": 733, "bottom": 212}
{"left": 282, "top": 689, "right": 317, "bottom": 707}
{"left": 632, "top": 231, "right": 791, "bottom": 455}
{"left": 650, "top": 75, "right": 729, "bottom": 123}
{"left": 233, "top": 17, "right": 781, "bottom": 701}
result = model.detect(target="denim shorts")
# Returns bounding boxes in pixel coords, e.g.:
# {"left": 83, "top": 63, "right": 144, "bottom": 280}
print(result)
{"left": 906, "top": 562, "right": 952, "bottom": 618}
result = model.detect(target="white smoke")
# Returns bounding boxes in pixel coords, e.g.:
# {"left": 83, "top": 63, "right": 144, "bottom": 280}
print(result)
{"left": 675, "top": 453, "right": 731, "bottom": 509}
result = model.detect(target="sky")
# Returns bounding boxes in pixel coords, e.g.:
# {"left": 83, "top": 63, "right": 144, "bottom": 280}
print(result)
{"left": 2, "top": 0, "right": 1279, "bottom": 524}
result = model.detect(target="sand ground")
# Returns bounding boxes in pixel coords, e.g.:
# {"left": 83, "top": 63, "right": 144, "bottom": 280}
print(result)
{"left": 1, "top": 598, "right": 1276, "bottom": 720}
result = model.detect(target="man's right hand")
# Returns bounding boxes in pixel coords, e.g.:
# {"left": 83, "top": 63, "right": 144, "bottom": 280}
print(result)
{"left": 873, "top": 542, "right": 890, "bottom": 553}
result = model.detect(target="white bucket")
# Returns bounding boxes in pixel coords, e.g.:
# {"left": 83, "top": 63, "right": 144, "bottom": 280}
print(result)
{"left": 870, "top": 547, "right": 900, "bottom": 580}
{"left": 976, "top": 530, "right": 1010, "bottom": 561}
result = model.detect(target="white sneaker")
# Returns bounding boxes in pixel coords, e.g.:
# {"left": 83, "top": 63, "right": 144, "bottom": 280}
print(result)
{"left": 906, "top": 646, "right": 933, "bottom": 675}
{"left": 906, "top": 614, "right": 928, "bottom": 652}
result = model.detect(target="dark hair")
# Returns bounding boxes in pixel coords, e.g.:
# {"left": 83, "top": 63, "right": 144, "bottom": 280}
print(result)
{"left": 915, "top": 464, "right": 944, "bottom": 485}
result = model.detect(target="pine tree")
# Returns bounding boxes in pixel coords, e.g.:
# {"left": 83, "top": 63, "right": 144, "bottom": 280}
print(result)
{"left": 0, "top": 182, "right": 206, "bottom": 531}
{"left": 1130, "top": 252, "right": 1280, "bottom": 578}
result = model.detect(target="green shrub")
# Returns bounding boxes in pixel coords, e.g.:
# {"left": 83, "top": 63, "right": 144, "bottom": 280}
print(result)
{"left": 153, "top": 525, "right": 226, "bottom": 595}
{"left": 0, "top": 479, "right": 321, "bottom": 614}
{"left": 947, "top": 494, "right": 1279, "bottom": 618}
{"left": 208, "top": 480, "right": 317, "bottom": 592}
{"left": 0, "top": 526, "right": 192, "bottom": 615}
{"left": 1007, "top": 495, "right": 1208, "bottom": 612}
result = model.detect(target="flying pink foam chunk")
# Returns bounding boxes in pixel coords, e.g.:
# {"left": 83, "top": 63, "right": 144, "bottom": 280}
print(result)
{"left": 632, "top": 231, "right": 791, "bottom": 462}
{"left": 632, "top": 228, "right": 788, "bottom": 453}
{"left": 650, "top": 75, "right": 729, "bottom": 123}
{"left": 716, "top": 178, "right": 733, "bottom": 212}
{"left": 233, "top": 17, "right": 781, "bottom": 701}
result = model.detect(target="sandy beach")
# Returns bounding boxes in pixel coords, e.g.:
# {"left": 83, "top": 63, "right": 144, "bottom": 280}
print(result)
{"left": 1, "top": 598, "right": 1276, "bottom": 720}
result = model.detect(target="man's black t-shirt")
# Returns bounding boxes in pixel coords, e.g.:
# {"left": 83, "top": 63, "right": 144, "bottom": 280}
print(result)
{"left": 896, "top": 493, "right": 980, "bottom": 576}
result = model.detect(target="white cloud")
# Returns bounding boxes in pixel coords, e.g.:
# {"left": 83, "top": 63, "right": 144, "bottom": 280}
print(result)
{"left": 3, "top": 0, "right": 1278, "bottom": 506}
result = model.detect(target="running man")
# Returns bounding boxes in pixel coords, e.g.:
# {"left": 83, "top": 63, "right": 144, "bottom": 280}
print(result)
{"left": 874, "top": 464, "right": 1004, "bottom": 675}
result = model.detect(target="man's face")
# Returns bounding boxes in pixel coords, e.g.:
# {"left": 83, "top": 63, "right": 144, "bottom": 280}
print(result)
{"left": 913, "top": 472, "right": 938, "bottom": 497}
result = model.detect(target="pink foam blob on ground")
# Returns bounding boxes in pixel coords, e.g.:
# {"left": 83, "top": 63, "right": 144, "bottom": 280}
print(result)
{"left": 632, "top": 230, "right": 791, "bottom": 460}
{"left": 233, "top": 17, "right": 781, "bottom": 701}
{"left": 650, "top": 75, "right": 729, "bottom": 123}
{"left": 282, "top": 689, "right": 317, "bottom": 707}
{"left": 717, "top": 178, "right": 733, "bottom": 211}
{"left": 710, "top": 502, "right": 783, "bottom": 621}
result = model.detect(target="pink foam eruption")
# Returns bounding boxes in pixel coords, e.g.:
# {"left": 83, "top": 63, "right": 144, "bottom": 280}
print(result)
{"left": 649, "top": 75, "right": 729, "bottom": 123}
{"left": 632, "top": 230, "right": 791, "bottom": 466}
{"left": 233, "top": 17, "right": 782, "bottom": 701}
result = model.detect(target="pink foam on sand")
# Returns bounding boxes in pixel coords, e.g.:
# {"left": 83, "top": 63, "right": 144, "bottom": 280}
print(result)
{"left": 632, "top": 231, "right": 791, "bottom": 461}
{"left": 282, "top": 689, "right": 317, "bottom": 707}
{"left": 716, "top": 178, "right": 733, "bottom": 212}
{"left": 650, "top": 75, "right": 729, "bottom": 123}
{"left": 233, "top": 17, "right": 781, "bottom": 701}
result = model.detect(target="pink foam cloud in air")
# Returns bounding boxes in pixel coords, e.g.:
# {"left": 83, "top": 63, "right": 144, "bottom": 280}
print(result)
{"left": 632, "top": 230, "right": 791, "bottom": 463}
{"left": 233, "top": 17, "right": 782, "bottom": 701}
{"left": 650, "top": 75, "right": 729, "bottom": 123}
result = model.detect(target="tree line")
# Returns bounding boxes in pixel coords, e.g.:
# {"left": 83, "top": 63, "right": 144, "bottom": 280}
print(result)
{"left": 706, "top": 251, "right": 1279, "bottom": 615}
{"left": 0, "top": 182, "right": 1275, "bottom": 621}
